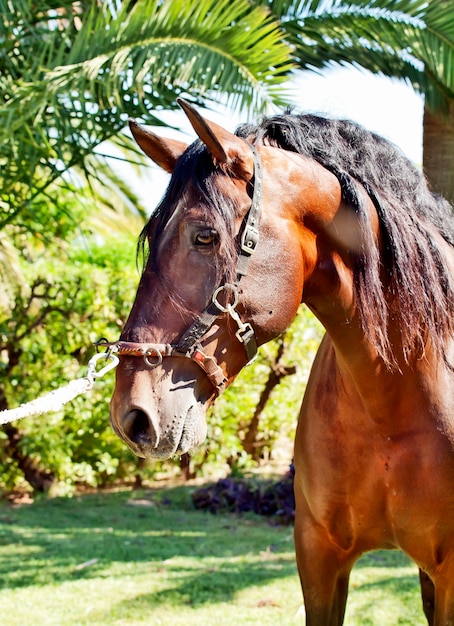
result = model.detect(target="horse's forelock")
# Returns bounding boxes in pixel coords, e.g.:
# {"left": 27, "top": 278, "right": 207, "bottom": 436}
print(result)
{"left": 138, "top": 140, "right": 239, "bottom": 303}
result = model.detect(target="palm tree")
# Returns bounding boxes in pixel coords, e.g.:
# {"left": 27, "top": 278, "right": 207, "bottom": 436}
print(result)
{"left": 0, "top": 0, "right": 293, "bottom": 236}
{"left": 3, "top": 0, "right": 453, "bottom": 222}
{"left": 266, "top": 0, "right": 454, "bottom": 201}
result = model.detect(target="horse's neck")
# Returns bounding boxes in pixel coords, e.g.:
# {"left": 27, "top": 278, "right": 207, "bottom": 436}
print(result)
{"left": 293, "top": 154, "right": 454, "bottom": 420}
{"left": 311, "top": 334, "right": 446, "bottom": 444}
{"left": 305, "top": 240, "right": 429, "bottom": 412}
{"left": 310, "top": 291, "right": 454, "bottom": 439}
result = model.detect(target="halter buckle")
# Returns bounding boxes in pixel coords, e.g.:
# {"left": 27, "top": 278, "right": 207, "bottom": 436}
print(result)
{"left": 235, "top": 322, "right": 254, "bottom": 345}
{"left": 240, "top": 224, "right": 259, "bottom": 255}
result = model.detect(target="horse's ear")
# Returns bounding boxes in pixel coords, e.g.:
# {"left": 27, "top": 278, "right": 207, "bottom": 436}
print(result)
{"left": 128, "top": 119, "right": 188, "bottom": 173}
{"left": 177, "top": 98, "right": 253, "bottom": 177}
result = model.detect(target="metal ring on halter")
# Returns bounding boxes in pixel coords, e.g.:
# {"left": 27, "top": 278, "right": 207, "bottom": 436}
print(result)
{"left": 143, "top": 347, "right": 163, "bottom": 368}
{"left": 212, "top": 283, "right": 239, "bottom": 313}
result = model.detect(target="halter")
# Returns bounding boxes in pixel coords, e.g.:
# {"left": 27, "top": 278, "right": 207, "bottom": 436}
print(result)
{"left": 99, "top": 143, "right": 263, "bottom": 396}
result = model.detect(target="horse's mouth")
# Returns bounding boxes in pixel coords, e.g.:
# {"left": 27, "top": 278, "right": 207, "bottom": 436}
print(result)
{"left": 114, "top": 405, "right": 206, "bottom": 460}
{"left": 174, "top": 405, "right": 206, "bottom": 456}
{"left": 176, "top": 410, "right": 201, "bottom": 455}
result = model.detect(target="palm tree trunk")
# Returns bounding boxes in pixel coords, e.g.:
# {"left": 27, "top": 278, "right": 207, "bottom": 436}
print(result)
{"left": 423, "top": 102, "right": 454, "bottom": 205}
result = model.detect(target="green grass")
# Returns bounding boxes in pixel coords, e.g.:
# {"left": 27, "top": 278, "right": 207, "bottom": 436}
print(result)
{"left": 0, "top": 486, "right": 426, "bottom": 625}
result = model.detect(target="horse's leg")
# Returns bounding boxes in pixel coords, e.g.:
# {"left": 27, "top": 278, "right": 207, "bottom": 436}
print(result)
{"left": 431, "top": 569, "right": 454, "bottom": 626}
{"left": 294, "top": 521, "right": 353, "bottom": 626}
{"left": 419, "top": 569, "right": 435, "bottom": 625}
{"left": 297, "top": 549, "right": 351, "bottom": 625}
{"left": 432, "top": 588, "right": 454, "bottom": 625}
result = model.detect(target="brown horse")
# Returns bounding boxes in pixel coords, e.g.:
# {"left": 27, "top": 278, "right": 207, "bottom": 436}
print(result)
{"left": 109, "top": 99, "right": 454, "bottom": 625}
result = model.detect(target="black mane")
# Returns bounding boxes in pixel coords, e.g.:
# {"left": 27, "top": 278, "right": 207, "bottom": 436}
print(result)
{"left": 237, "top": 113, "right": 454, "bottom": 246}
{"left": 142, "top": 112, "right": 454, "bottom": 367}
{"left": 237, "top": 113, "right": 454, "bottom": 367}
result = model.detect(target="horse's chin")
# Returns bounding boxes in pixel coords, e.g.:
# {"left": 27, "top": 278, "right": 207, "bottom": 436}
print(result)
{"left": 113, "top": 403, "right": 208, "bottom": 461}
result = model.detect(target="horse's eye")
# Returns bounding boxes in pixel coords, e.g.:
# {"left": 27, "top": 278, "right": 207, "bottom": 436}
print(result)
{"left": 194, "top": 229, "right": 218, "bottom": 246}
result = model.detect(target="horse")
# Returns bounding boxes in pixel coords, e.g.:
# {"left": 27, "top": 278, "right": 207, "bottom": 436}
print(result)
{"left": 109, "top": 98, "right": 454, "bottom": 625}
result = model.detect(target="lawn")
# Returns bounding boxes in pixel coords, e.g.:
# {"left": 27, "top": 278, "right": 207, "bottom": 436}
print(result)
{"left": 0, "top": 485, "right": 426, "bottom": 625}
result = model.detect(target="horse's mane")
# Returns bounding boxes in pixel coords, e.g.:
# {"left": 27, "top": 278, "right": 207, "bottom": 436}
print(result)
{"left": 236, "top": 113, "right": 454, "bottom": 367}
{"left": 142, "top": 112, "right": 454, "bottom": 368}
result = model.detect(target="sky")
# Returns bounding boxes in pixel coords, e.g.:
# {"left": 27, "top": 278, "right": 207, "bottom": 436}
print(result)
{"left": 115, "top": 66, "right": 424, "bottom": 213}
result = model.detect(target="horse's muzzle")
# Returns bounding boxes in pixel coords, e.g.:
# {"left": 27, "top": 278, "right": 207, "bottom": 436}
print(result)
{"left": 111, "top": 401, "right": 207, "bottom": 460}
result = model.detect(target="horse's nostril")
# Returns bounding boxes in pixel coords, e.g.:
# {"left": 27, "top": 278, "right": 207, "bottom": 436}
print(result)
{"left": 123, "top": 409, "right": 157, "bottom": 447}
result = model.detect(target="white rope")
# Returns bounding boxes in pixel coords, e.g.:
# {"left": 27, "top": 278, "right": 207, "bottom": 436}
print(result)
{"left": 0, "top": 352, "right": 119, "bottom": 425}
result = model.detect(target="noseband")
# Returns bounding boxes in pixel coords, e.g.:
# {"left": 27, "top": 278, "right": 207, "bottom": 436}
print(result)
{"left": 99, "top": 143, "right": 263, "bottom": 396}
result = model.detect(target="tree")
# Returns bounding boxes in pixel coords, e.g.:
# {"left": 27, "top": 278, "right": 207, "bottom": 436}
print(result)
{"left": 2, "top": 0, "right": 453, "bottom": 492}
{"left": 0, "top": 226, "right": 145, "bottom": 493}
{"left": 0, "top": 0, "right": 293, "bottom": 237}
{"left": 423, "top": 102, "right": 454, "bottom": 203}
{"left": 266, "top": 0, "right": 454, "bottom": 200}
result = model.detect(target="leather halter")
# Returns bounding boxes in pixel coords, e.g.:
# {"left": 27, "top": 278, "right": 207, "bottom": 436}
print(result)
{"left": 99, "top": 143, "right": 262, "bottom": 396}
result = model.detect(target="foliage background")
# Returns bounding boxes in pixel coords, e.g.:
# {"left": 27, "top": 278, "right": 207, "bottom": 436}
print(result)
{"left": 0, "top": 172, "right": 322, "bottom": 492}
{"left": 1, "top": 225, "right": 140, "bottom": 492}
{"left": 1, "top": 0, "right": 453, "bottom": 493}
{"left": 0, "top": 217, "right": 322, "bottom": 492}
{"left": 0, "top": 0, "right": 298, "bottom": 493}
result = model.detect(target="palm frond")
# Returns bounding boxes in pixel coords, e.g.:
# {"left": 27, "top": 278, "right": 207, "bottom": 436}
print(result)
{"left": 42, "top": 0, "right": 293, "bottom": 114}
{"left": 268, "top": 0, "right": 454, "bottom": 110}
{"left": 0, "top": 0, "right": 294, "bottom": 234}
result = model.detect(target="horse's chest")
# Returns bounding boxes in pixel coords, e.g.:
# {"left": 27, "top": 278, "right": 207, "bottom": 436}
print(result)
{"left": 296, "top": 414, "right": 454, "bottom": 555}
{"left": 297, "top": 352, "right": 454, "bottom": 552}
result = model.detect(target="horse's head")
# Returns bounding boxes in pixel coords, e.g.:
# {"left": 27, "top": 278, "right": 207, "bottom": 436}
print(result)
{"left": 109, "top": 100, "right": 344, "bottom": 459}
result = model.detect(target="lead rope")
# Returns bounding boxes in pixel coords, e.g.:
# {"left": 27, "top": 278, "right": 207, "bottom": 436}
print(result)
{"left": 0, "top": 352, "right": 119, "bottom": 425}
